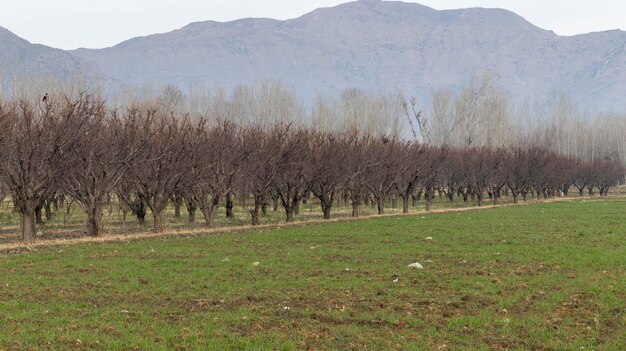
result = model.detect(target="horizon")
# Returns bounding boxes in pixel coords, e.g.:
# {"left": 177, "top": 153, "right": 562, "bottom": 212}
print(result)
{"left": 0, "top": 0, "right": 624, "bottom": 50}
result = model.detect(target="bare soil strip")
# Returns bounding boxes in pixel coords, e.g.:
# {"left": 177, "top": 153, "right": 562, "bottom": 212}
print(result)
{"left": 0, "top": 196, "right": 619, "bottom": 252}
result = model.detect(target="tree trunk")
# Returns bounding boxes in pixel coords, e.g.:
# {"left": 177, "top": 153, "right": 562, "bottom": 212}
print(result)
{"left": 512, "top": 192, "right": 518, "bottom": 204}
{"left": 131, "top": 199, "right": 147, "bottom": 225}
{"left": 391, "top": 195, "right": 397, "bottom": 209}
{"left": 172, "top": 194, "right": 182, "bottom": 218}
{"left": 225, "top": 193, "right": 234, "bottom": 218}
{"left": 272, "top": 196, "right": 279, "bottom": 212}
{"left": 58, "top": 194, "right": 66, "bottom": 209}
{"left": 447, "top": 190, "right": 455, "bottom": 202}
{"left": 153, "top": 210, "right": 165, "bottom": 232}
{"left": 188, "top": 208, "right": 196, "bottom": 223}
{"left": 402, "top": 194, "right": 410, "bottom": 214}
{"left": 44, "top": 201, "right": 53, "bottom": 221}
{"left": 351, "top": 201, "right": 360, "bottom": 217}
{"left": 251, "top": 194, "right": 263, "bottom": 225}
{"left": 86, "top": 205, "right": 103, "bottom": 237}
{"left": 285, "top": 209, "right": 295, "bottom": 222}
{"left": 35, "top": 205, "right": 43, "bottom": 225}
{"left": 185, "top": 200, "right": 198, "bottom": 223}
{"left": 376, "top": 197, "right": 385, "bottom": 215}
{"left": 21, "top": 210, "right": 36, "bottom": 242}
{"left": 425, "top": 194, "right": 433, "bottom": 211}
{"left": 251, "top": 205, "right": 260, "bottom": 225}
{"left": 137, "top": 211, "right": 146, "bottom": 225}
{"left": 201, "top": 198, "right": 219, "bottom": 227}
{"left": 323, "top": 205, "right": 332, "bottom": 220}
{"left": 201, "top": 207, "right": 214, "bottom": 227}
{"left": 121, "top": 210, "right": 127, "bottom": 228}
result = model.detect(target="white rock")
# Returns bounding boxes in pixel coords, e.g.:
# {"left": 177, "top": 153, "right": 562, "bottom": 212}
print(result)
{"left": 425, "top": 236, "right": 433, "bottom": 240}
{"left": 252, "top": 262, "right": 260, "bottom": 267}
{"left": 36, "top": 231, "right": 44, "bottom": 237}
{"left": 408, "top": 262, "right": 424, "bottom": 269}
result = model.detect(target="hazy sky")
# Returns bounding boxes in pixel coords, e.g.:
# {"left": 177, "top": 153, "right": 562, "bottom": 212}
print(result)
{"left": 1, "top": 0, "right": 624, "bottom": 50}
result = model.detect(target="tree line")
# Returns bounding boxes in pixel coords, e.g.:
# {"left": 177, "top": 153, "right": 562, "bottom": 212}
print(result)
{"left": 0, "top": 91, "right": 623, "bottom": 242}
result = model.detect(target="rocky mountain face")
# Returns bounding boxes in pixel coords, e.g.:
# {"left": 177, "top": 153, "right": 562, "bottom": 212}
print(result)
{"left": 0, "top": 26, "right": 108, "bottom": 92}
{"left": 2, "top": 0, "right": 625, "bottom": 111}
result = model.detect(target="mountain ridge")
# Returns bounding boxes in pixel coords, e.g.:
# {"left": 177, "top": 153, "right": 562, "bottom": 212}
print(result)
{"left": 0, "top": 25, "right": 114, "bottom": 93}
{"left": 1, "top": 1, "right": 625, "bottom": 111}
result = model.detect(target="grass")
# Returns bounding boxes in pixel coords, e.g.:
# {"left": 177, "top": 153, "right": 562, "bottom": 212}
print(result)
{"left": 0, "top": 198, "right": 625, "bottom": 350}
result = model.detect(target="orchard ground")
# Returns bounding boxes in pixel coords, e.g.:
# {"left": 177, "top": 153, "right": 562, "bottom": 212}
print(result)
{"left": 2, "top": 188, "right": 625, "bottom": 245}
{"left": 1, "top": 196, "right": 625, "bottom": 350}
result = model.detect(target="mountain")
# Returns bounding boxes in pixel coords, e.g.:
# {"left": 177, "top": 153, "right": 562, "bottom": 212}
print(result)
{"left": 2, "top": 1, "right": 625, "bottom": 111}
{"left": 0, "top": 26, "right": 109, "bottom": 92}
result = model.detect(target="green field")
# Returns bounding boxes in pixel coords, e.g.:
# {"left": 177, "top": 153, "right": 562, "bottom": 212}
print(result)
{"left": 1, "top": 198, "right": 625, "bottom": 350}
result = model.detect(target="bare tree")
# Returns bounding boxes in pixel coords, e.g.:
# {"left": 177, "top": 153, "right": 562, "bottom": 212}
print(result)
{"left": 343, "top": 135, "right": 378, "bottom": 217}
{"left": 418, "top": 147, "right": 447, "bottom": 211}
{"left": 307, "top": 132, "right": 353, "bottom": 219}
{"left": 595, "top": 159, "right": 624, "bottom": 196}
{"left": 365, "top": 137, "right": 404, "bottom": 215}
{"left": 234, "top": 126, "right": 281, "bottom": 225}
{"left": 504, "top": 147, "right": 532, "bottom": 204}
{"left": 271, "top": 127, "right": 311, "bottom": 222}
{"left": 59, "top": 100, "right": 137, "bottom": 237}
{"left": 425, "top": 72, "right": 510, "bottom": 148}
{"left": 394, "top": 142, "right": 425, "bottom": 213}
{"left": 459, "top": 147, "right": 495, "bottom": 206}
{"left": 125, "top": 104, "right": 194, "bottom": 232}
{"left": 573, "top": 161, "right": 593, "bottom": 197}
{"left": 185, "top": 121, "right": 247, "bottom": 227}
{"left": 0, "top": 93, "right": 91, "bottom": 241}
